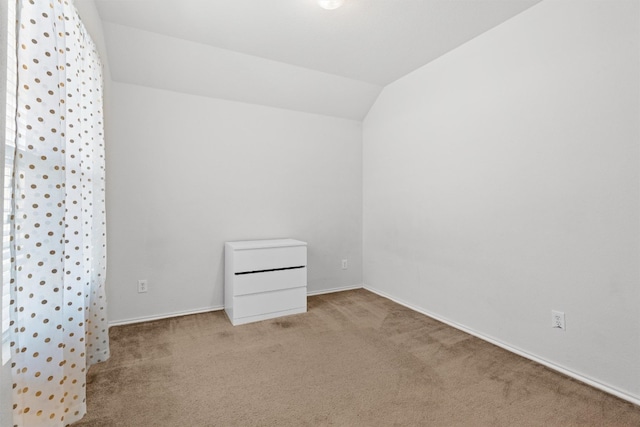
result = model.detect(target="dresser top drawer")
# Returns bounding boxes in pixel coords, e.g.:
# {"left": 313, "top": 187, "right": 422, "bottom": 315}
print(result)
{"left": 230, "top": 245, "right": 306, "bottom": 274}
{"left": 226, "top": 239, "right": 307, "bottom": 251}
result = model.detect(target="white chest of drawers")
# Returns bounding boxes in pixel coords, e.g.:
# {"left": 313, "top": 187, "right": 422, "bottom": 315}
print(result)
{"left": 224, "top": 239, "right": 307, "bottom": 326}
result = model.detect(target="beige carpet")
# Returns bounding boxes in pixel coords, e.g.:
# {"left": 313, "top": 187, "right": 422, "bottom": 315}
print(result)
{"left": 73, "top": 289, "right": 640, "bottom": 426}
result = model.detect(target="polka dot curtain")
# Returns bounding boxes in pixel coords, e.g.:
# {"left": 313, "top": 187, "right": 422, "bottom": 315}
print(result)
{"left": 8, "top": 1, "right": 109, "bottom": 425}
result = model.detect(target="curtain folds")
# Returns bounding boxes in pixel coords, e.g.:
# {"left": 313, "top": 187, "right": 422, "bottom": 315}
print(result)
{"left": 9, "top": 0, "right": 108, "bottom": 425}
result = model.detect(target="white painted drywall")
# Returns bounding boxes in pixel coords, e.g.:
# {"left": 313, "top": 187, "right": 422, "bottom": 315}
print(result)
{"left": 101, "top": 22, "right": 382, "bottom": 121}
{"left": 363, "top": 0, "right": 640, "bottom": 398}
{"left": 107, "top": 83, "right": 363, "bottom": 324}
{"left": 94, "top": 0, "right": 541, "bottom": 87}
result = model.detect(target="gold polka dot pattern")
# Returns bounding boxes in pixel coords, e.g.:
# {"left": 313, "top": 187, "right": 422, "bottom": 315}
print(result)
{"left": 10, "top": 1, "right": 109, "bottom": 426}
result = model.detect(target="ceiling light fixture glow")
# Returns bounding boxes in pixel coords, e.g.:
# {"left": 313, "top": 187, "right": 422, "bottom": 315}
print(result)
{"left": 318, "top": 0, "right": 345, "bottom": 10}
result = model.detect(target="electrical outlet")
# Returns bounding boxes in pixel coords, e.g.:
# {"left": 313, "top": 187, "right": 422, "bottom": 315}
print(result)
{"left": 551, "top": 310, "right": 565, "bottom": 331}
{"left": 341, "top": 259, "right": 348, "bottom": 269}
{"left": 138, "top": 279, "right": 148, "bottom": 293}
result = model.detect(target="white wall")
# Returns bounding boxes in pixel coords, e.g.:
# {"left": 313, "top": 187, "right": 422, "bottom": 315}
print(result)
{"left": 101, "top": 22, "right": 382, "bottom": 121}
{"left": 107, "top": 83, "right": 363, "bottom": 324}
{"left": 363, "top": 0, "right": 640, "bottom": 400}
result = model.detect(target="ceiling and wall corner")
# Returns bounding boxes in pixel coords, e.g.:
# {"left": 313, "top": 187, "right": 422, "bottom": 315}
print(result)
{"left": 89, "top": 0, "right": 542, "bottom": 120}
{"left": 100, "top": 21, "right": 381, "bottom": 121}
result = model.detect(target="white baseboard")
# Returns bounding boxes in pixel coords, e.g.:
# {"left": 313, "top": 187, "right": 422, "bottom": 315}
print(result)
{"left": 307, "top": 284, "right": 363, "bottom": 296}
{"left": 363, "top": 285, "right": 640, "bottom": 407}
{"left": 108, "top": 285, "right": 364, "bottom": 328}
{"left": 108, "top": 305, "right": 224, "bottom": 328}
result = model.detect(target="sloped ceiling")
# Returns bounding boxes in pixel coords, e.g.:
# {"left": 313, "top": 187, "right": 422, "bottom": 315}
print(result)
{"left": 91, "top": 0, "right": 542, "bottom": 120}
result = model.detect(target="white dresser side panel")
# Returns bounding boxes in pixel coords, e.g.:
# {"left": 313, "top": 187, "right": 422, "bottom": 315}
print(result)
{"left": 224, "top": 243, "right": 234, "bottom": 318}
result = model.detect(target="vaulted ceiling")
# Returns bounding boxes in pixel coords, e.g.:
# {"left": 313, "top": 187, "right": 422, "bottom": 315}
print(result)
{"left": 89, "top": 0, "right": 542, "bottom": 120}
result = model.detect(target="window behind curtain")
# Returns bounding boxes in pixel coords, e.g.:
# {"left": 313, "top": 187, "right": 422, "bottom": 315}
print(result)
{"left": 2, "top": 0, "right": 16, "bottom": 366}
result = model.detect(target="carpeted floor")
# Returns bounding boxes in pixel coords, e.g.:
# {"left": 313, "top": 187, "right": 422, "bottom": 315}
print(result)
{"left": 73, "top": 289, "right": 640, "bottom": 426}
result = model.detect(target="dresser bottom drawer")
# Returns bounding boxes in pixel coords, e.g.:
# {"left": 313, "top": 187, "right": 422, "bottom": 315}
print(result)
{"left": 230, "top": 286, "right": 307, "bottom": 325}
